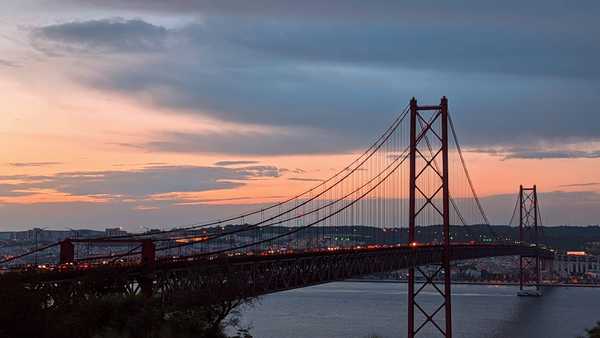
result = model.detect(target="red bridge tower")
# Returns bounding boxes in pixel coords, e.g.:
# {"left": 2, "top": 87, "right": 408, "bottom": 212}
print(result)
{"left": 519, "top": 185, "right": 541, "bottom": 295}
{"left": 408, "top": 97, "right": 452, "bottom": 338}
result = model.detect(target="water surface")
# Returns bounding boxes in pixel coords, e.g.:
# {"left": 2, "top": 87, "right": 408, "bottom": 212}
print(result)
{"left": 234, "top": 282, "right": 600, "bottom": 338}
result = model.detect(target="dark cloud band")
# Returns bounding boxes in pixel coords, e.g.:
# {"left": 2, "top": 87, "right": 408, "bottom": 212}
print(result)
{"left": 27, "top": 6, "right": 600, "bottom": 154}
{"left": 0, "top": 164, "right": 281, "bottom": 200}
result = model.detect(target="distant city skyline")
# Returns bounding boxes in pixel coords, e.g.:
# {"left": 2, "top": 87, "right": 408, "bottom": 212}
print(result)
{"left": 1, "top": 1, "right": 599, "bottom": 230}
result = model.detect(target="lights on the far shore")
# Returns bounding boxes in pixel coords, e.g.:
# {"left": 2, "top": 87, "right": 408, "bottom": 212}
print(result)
{"left": 566, "top": 251, "right": 586, "bottom": 256}
{"left": 410, "top": 241, "right": 418, "bottom": 247}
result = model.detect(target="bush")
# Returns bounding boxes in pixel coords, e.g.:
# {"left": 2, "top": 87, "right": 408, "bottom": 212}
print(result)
{"left": 579, "top": 322, "right": 600, "bottom": 338}
{"left": 0, "top": 279, "right": 252, "bottom": 338}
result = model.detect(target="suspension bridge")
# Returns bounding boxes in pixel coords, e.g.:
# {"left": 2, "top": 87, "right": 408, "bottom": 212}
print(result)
{"left": 1, "top": 97, "right": 556, "bottom": 338}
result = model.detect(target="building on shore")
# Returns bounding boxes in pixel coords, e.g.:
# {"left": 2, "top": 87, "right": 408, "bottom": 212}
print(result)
{"left": 553, "top": 251, "right": 600, "bottom": 278}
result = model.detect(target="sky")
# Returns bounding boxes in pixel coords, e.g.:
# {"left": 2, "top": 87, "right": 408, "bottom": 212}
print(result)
{"left": 0, "top": 0, "right": 599, "bottom": 230}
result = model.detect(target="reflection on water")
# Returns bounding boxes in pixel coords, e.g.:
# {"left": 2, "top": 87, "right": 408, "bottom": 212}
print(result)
{"left": 233, "top": 282, "right": 600, "bottom": 338}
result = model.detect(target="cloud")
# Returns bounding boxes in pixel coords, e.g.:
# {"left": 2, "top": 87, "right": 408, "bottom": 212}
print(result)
{"left": 280, "top": 168, "right": 306, "bottom": 174}
{"left": 88, "top": 53, "right": 405, "bottom": 134}
{"left": 23, "top": 7, "right": 600, "bottom": 153}
{"left": 137, "top": 129, "right": 361, "bottom": 155}
{"left": 503, "top": 150, "right": 600, "bottom": 160}
{"left": 111, "top": 162, "right": 168, "bottom": 167}
{"left": 152, "top": 194, "right": 287, "bottom": 206}
{"left": 0, "top": 165, "right": 281, "bottom": 202}
{"left": 0, "top": 59, "right": 19, "bottom": 68}
{"left": 30, "top": 18, "right": 168, "bottom": 55}
{"left": 54, "top": 1, "right": 600, "bottom": 30}
{"left": 0, "top": 186, "right": 34, "bottom": 197}
{"left": 8, "top": 162, "right": 63, "bottom": 167}
{"left": 559, "top": 182, "right": 600, "bottom": 188}
{"left": 288, "top": 177, "right": 324, "bottom": 182}
{"left": 214, "top": 160, "right": 259, "bottom": 166}
{"left": 34, "top": 16, "right": 596, "bottom": 148}
{"left": 470, "top": 147, "right": 600, "bottom": 160}
{"left": 35, "top": 3, "right": 600, "bottom": 79}
{"left": 132, "top": 205, "right": 159, "bottom": 211}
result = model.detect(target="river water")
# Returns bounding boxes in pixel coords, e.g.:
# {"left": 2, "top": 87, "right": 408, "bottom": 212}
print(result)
{"left": 233, "top": 282, "right": 600, "bottom": 338}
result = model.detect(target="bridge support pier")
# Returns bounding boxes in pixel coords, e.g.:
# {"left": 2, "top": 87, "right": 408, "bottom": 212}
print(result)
{"left": 140, "top": 240, "right": 156, "bottom": 298}
{"left": 59, "top": 239, "right": 75, "bottom": 265}
{"left": 408, "top": 97, "right": 452, "bottom": 338}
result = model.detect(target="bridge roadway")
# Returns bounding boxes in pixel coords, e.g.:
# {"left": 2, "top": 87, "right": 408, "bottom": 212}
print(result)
{"left": 2, "top": 243, "right": 552, "bottom": 305}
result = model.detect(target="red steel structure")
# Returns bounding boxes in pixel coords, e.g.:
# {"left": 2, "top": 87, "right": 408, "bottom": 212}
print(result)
{"left": 519, "top": 185, "right": 541, "bottom": 292}
{"left": 59, "top": 237, "right": 156, "bottom": 297}
{"left": 408, "top": 97, "right": 452, "bottom": 338}
{"left": 12, "top": 243, "right": 549, "bottom": 308}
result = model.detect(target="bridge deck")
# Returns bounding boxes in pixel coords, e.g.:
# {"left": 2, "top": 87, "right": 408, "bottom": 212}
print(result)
{"left": 0, "top": 243, "right": 552, "bottom": 305}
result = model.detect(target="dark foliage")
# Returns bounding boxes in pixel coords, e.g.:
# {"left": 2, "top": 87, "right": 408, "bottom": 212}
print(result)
{"left": 579, "top": 322, "right": 600, "bottom": 338}
{"left": 0, "top": 278, "right": 252, "bottom": 338}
